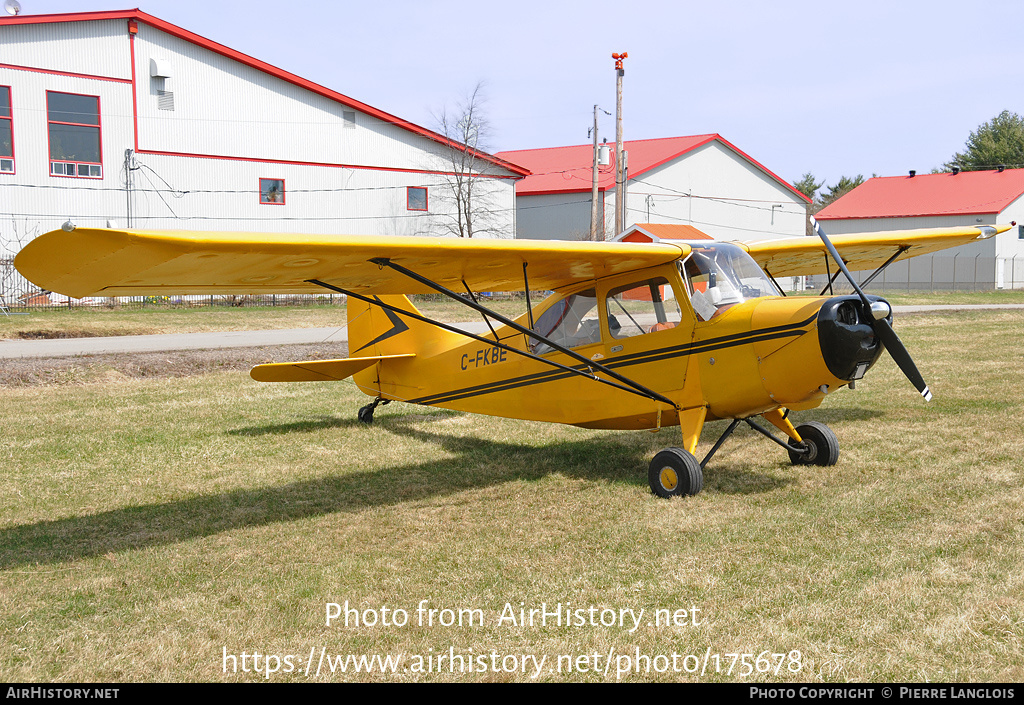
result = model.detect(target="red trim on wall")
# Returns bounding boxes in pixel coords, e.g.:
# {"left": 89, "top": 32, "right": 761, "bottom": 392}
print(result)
{"left": 133, "top": 147, "right": 520, "bottom": 179}
{"left": 0, "top": 61, "right": 132, "bottom": 84}
{"left": 0, "top": 9, "right": 530, "bottom": 177}
{"left": 129, "top": 29, "right": 139, "bottom": 152}
{"left": 0, "top": 84, "right": 14, "bottom": 176}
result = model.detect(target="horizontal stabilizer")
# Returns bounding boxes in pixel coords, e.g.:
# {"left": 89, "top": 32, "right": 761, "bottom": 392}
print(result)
{"left": 250, "top": 353, "right": 414, "bottom": 382}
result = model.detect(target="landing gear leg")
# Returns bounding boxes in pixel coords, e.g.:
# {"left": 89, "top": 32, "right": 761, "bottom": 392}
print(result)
{"left": 357, "top": 397, "right": 390, "bottom": 424}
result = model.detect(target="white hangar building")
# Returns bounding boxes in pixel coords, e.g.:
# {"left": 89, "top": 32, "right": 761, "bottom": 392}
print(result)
{"left": 815, "top": 169, "right": 1024, "bottom": 290}
{"left": 495, "top": 135, "right": 811, "bottom": 243}
{"left": 0, "top": 9, "right": 527, "bottom": 269}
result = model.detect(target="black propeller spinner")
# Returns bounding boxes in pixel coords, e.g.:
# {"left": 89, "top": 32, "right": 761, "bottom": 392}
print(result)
{"left": 810, "top": 217, "right": 932, "bottom": 402}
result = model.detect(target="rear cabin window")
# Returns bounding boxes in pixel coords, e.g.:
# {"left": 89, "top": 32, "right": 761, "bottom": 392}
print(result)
{"left": 530, "top": 289, "right": 600, "bottom": 354}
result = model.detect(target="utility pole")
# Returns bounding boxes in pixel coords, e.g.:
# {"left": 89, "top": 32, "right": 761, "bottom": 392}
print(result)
{"left": 591, "top": 105, "right": 600, "bottom": 240}
{"left": 589, "top": 105, "right": 610, "bottom": 240}
{"left": 612, "top": 52, "right": 627, "bottom": 237}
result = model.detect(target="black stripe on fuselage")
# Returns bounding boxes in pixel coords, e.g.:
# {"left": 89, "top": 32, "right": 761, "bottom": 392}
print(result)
{"left": 405, "top": 312, "right": 818, "bottom": 407}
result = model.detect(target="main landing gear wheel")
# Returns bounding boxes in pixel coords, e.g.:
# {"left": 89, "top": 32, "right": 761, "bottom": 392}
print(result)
{"left": 648, "top": 448, "right": 703, "bottom": 498}
{"left": 787, "top": 421, "right": 840, "bottom": 466}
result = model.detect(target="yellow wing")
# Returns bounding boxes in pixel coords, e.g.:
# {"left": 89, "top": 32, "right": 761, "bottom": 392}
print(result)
{"left": 740, "top": 224, "right": 1012, "bottom": 277}
{"left": 14, "top": 228, "right": 689, "bottom": 299}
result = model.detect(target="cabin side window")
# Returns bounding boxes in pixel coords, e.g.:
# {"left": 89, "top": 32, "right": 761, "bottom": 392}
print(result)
{"left": 529, "top": 289, "right": 600, "bottom": 354}
{"left": 605, "top": 277, "right": 681, "bottom": 339}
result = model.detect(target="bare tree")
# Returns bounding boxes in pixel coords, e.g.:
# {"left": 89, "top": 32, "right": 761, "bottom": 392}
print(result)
{"left": 433, "top": 83, "right": 509, "bottom": 238}
{"left": 1, "top": 216, "right": 43, "bottom": 307}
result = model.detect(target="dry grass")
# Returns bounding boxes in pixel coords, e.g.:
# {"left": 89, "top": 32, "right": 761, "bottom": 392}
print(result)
{"left": 0, "top": 311, "right": 1021, "bottom": 682}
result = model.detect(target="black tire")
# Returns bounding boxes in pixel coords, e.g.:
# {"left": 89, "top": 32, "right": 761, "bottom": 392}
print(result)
{"left": 788, "top": 421, "right": 839, "bottom": 466}
{"left": 357, "top": 404, "right": 375, "bottom": 424}
{"left": 648, "top": 448, "right": 703, "bottom": 498}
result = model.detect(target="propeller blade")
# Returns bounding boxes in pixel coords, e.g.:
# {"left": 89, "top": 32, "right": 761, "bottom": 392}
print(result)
{"left": 810, "top": 216, "right": 932, "bottom": 401}
{"left": 810, "top": 216, "right": 873, "bottom": 309}
{"left": 870, "top": 317, "right": 932, "bottom": 401}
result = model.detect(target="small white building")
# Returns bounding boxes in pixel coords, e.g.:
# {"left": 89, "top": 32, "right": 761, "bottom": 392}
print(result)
{"left": 0, "top": 8, "right": 527, "bottom": 292}
{"left": 495, "top": 134, "right": 811, "bottom": 243}
{"left": 816, "top": 169, "right": 1024, "bottom": 290}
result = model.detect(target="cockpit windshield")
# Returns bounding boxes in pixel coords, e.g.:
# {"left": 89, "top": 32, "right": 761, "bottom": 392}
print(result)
{"left": 679, "top": 242, "right": 780, "bottom": 321}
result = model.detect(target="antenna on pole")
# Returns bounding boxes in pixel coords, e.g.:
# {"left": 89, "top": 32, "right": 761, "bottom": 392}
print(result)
{"left": 612, "top": 52, "right": 628, "bottom": 236}
{"left": 4, "top": 0, "right": 23, "bottom": 15}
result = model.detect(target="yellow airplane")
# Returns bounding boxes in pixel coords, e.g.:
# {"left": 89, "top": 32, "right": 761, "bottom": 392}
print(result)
{"left": 14, "top": 219, "right": 1014, "bottom": 498}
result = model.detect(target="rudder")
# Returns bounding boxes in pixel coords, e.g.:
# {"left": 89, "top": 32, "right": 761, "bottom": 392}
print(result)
{"left": 347, "top": 295, "right": 456, "bottom": 398}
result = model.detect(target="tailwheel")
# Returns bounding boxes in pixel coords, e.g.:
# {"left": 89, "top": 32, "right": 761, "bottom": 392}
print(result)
{"left": 787, "top": 421, "right": 839, "bottom": 466}
{"left": 648, "top": 448, "right": 703, "bottom": 498}
{"left": 357, "top": 398, "right": 390, "bottom": 424}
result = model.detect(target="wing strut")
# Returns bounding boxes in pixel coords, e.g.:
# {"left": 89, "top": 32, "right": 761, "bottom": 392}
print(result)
{"left": 763, "top": 266, "right": 786, "bottom": 297}
{"left": 819, "top": 258, "right": 844, "bottom": 296}
{"left": 523, "top": 262, "right": 535, "bottom": 331}
{"left": 461, "top": 279, "right": 498, "bottom": 341}
{"left": 366, "top": 258, "right": 678, "bottom": 408}
{"left": 859, "top": 246, "right": 908, "bottom": 290}
{"left": 306, "top": 278, "right": 677, "bottom": 408}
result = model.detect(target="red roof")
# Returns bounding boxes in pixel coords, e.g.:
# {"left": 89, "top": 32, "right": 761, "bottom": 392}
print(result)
{"left": 495, "top": 134, "right": 810, "bottom": 202}
{"left": 816, "top": 169, "right": 1024, "bottom": 220}
{"left": 616, "top": 223, "right": 713, "bottom": 242}
{"left": 0, "top": 9, "right": 530, "bottom": 177}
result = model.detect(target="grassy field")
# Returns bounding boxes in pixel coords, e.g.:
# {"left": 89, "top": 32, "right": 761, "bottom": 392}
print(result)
{"left": 1, "top": 310, "right": 1022, "bottom": 682}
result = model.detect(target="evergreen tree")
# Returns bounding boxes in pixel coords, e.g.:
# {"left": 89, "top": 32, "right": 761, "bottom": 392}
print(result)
{"left": 945, "top": 110, "right": 1024, "bottom": 171}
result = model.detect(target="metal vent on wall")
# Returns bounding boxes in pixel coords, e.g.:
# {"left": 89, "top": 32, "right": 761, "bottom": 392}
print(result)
{"left": 343, "top": 111, "right": 356, "bottom": 129}
{"left": 158, "top": 90, "right": 175, "bottom": 111}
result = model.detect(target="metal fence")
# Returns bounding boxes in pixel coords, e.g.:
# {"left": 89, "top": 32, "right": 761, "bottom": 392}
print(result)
{"left": 3, "top": 254, "right": 1024, "bottom": 312}
{"left": 799, "top": 255, "right": 1024, "bottom": 294}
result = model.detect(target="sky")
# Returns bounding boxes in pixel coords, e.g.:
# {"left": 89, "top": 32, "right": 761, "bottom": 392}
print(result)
{"left": 12, "top": 0, "right": 1024, "bottom": 192}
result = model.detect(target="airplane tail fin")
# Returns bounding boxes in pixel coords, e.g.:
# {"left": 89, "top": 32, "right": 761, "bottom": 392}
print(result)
{"left": 347, "top": 294, "right": 445, "bottom": 357}
{"left": 347, "top": 294, "right": 461, "bottom": 399}
{"left": 249, "top": 296, "right": 462, "bottom": 401}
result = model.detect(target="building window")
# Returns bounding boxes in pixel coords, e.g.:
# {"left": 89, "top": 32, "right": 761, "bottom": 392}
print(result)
{"left": 47, "top": 91, "right": 102, "bottom": 178}
{"left": 260, "top": 178, "right": 285, "bottom": 205}
{"left": 1019, "top": 224, "right": 1024, "bottom": 240}
{"left": 0, "top": 86, "right": 14, "bottom": 174}
{"left": 343, "top": 111, "right": 356, "bottom": 129}
{"left": 407, "top": 186, "right": 428, "bottom": 211}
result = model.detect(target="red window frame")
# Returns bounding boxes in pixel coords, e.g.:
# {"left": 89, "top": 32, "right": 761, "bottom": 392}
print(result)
{"left": 0, "top": 85, "right": 13, "bottom": 176}
{"left": 46, "top": 90, "right": 103, "bottom": 179}
{"left": 259, "top": 178, "right": 286, "bottom": 205}
{"left": 407, "top": 186, "right": 428, "bottom": 211}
